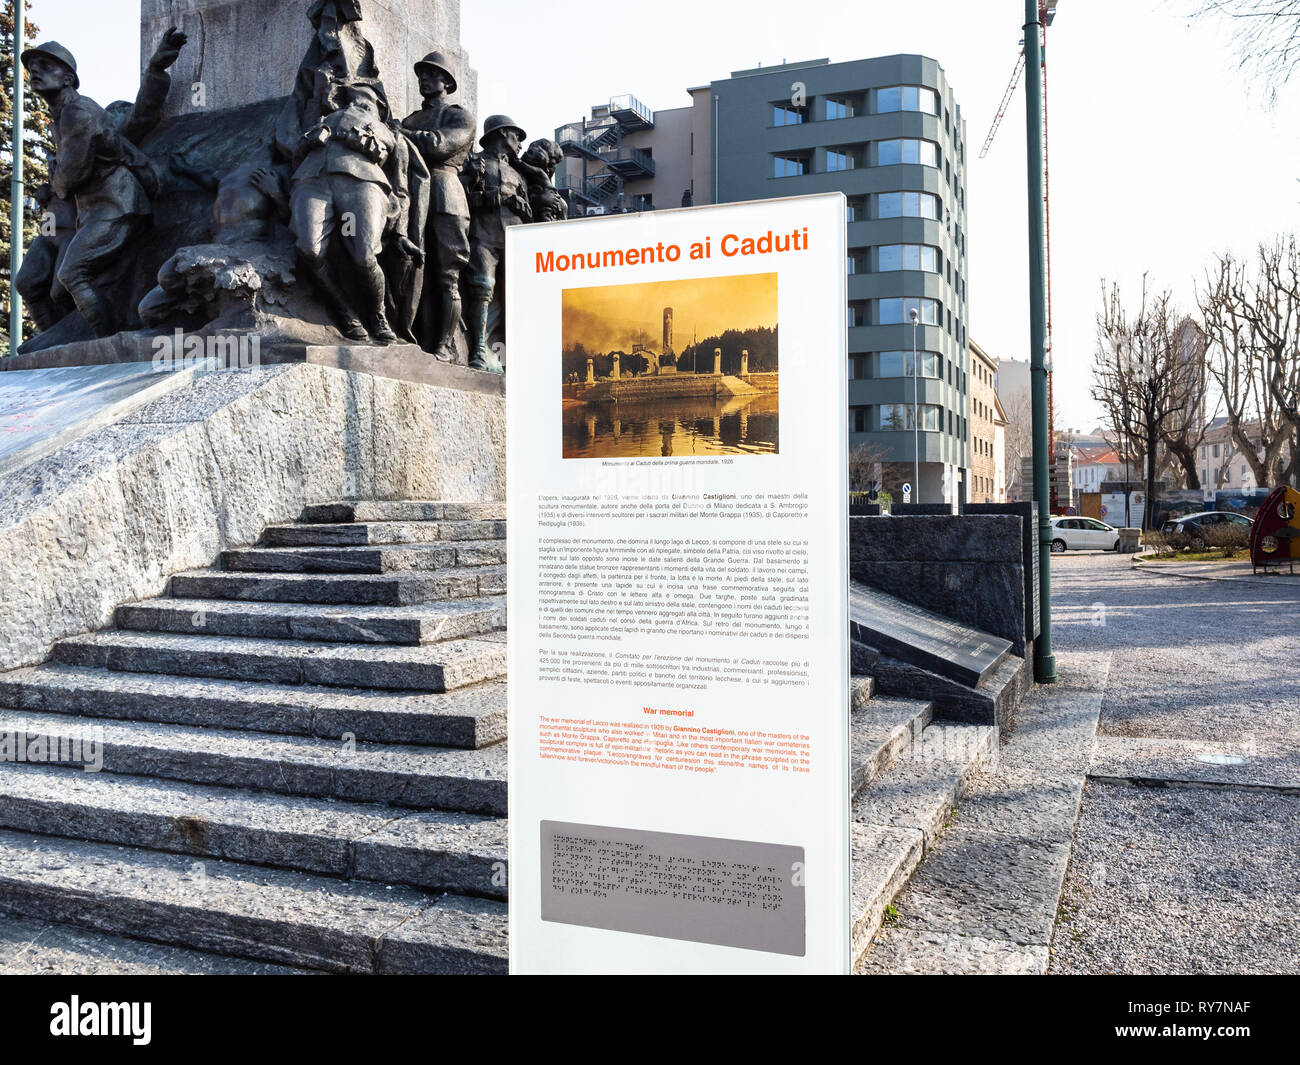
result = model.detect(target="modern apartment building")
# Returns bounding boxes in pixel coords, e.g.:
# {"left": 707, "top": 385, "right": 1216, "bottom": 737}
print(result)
{"left": 555, "top": 55, "right": 971, "bottom": 504}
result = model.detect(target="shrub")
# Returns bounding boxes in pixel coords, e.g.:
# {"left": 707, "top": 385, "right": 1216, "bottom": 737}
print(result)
{"left": 1201, "top": 522, "right": 1251, "bottom": 557}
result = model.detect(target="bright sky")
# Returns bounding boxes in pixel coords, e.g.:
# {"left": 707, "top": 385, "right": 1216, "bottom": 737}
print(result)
{"left": 29, "top": 0, "right": 1300, "bottom": 430}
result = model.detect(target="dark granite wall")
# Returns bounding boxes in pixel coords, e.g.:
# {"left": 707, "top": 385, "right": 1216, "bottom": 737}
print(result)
{"left": 849, "top": 514, "right": 1029, "bottom": 656}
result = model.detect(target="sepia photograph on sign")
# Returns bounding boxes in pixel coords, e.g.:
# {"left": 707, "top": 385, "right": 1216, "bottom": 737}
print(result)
{"left": 560, "top": 272, "right": 780, "bottom": 458}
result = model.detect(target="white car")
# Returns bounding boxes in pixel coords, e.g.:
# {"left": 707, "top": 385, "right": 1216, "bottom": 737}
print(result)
{"left": 1049, "top": 516, "right": 1120, "bottom": 553}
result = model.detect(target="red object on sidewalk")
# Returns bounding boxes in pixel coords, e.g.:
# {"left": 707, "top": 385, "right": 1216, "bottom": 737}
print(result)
{"left": 1248, "top": 486, "right": 1300, "bottom": 570}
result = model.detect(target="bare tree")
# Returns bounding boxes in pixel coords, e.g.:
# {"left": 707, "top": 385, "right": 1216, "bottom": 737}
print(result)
{"left": 1198, "top": 239, "right": 1300, "bottom": 487}
{"left": 1192, "top": 1, "right": 1300, "bottom": 103}
{"left": 1092, "top": 278, "right": 1195, "bottom": 527}
{"left": 1001, "top": 390, "right": 1032, "bottom": 498}
{"left": 848, "top": 441, "right": 889, "bottom": 494}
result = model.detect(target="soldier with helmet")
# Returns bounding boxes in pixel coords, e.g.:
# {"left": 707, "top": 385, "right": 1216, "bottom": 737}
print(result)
{"left": 20, "top": 41, "right": 162, "bottom": 338}
{"left": 401, "top": 50, "right": 475, "bottom": 362}
{"left": 460, "top": 114, "right": 531, "bottom": 374}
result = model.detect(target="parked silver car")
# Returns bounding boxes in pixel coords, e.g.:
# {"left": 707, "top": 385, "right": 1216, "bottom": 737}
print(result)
{"left": 1049, "top": 516, "right": 1120, "bottom": 553}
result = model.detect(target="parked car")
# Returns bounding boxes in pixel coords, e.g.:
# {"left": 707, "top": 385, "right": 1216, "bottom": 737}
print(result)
{"left": 1160, "top": 511, "right": 1254, "bottom": 546}
{"left": 1049, "top": 516, "right": 1120, "bottom": 552}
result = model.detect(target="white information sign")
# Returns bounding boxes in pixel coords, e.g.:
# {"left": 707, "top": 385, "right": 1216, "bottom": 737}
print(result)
{"left": 506, "top": 193, "right": 850, "bottom": 974}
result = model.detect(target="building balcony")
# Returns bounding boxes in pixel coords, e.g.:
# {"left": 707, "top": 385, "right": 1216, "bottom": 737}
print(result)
{"left": 608, "top": 93, "right": 655, "bottom": 131}
{"left": 599, "top": 146, "right": 656, "bottom": 178}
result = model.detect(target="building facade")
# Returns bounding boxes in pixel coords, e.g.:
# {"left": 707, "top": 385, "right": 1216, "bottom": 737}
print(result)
{"left": 555, "top": 55, "right": 971, "bottom": 504}
{"left": 969, "top": 340, "right": 1006, "bottom": 503}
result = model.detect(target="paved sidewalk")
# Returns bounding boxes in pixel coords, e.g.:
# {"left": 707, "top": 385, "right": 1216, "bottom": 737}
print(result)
{"left": 1048, "top": 552, "right": 1300, "bottom": 974}
{"left": 859, "top": 651, "right": 1110, "bottom": 974}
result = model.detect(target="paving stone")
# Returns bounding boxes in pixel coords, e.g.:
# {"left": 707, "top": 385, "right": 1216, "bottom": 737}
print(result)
{"left": 0, "top": 666, "right": 506, "bottom": 748}
{"left": 168, "top": 566, "right": 505, "bottom": 605}
{"left": 0, "top": 830, "right": 505, "bottom": 974}
{"left": 0, "top": 914, "right": 313, "bottom": 975}
{"left": 116, "top": 596, "right": 504, "bottom": 646}
{"left": 1090, "top": 734, "right": 1300, "bottom": 791}
{"left": 0, "top": 763, "right": 505, "bottom": 896}
{"left": 859, "top": 929, "right": 1048, "bottom": 975}
{"left": 0, "top": 709, "right": 507, "bottom": 814}
{"left": 890, "top": 829, "right": 1071, "bottom": 946}
{"left": 52, "top": 631, "right": 506, "bottom": 692}
{"left": 261, "top": 519, "right": 505, "bottom": 547}
{"left": 850, "top": 697, "right": 930, "bottom": 798}
{"left": 221, "top": 540, "right": 506, "bottom": 574}
{"left": 956, "top": 766, "right": 1084, "bottom": 844}
{"left": 850, "top": 823, "right": 923, "bottom": 963}
{"left": 299, "top": 501, "right": 505, "bottom": 523}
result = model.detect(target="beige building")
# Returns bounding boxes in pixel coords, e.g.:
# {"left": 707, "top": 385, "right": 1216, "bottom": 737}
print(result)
{"left": 969, "top": 340, "right": 1006, "bottom": 503}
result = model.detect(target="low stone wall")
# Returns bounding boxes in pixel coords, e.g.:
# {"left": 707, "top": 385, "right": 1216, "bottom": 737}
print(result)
{"left": 0, "top": 363, "right": 505, "bottom": 672}
{"left": 849, "top": 514, "right": 1028, "bottom": 656}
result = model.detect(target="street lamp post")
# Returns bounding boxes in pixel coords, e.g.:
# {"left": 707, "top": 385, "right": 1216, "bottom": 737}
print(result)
{"left": 1025, "top": 0, "right": 1057, "bottom": 683}
{"left": 910, "top": 307, "right": 920, "bottom": 502}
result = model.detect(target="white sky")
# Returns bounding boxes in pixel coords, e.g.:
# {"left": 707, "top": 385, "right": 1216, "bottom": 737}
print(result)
{"left": 28, "top": 0, "right": 1300, "bottom": 430}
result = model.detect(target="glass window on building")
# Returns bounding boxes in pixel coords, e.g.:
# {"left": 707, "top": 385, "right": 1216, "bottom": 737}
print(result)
{"left": 826, "top": 147, "right": 861, "bottom": 172}
{"left": 876, "top": 139, "right": 939, "bottom": 167}
{"left": 879, "top": 403, "right": 941, "bottom": 431}
{"left": 846, "top": 196, "right": 867, "bottom": 222}
{"left": 772, "top": 103, "right": 805, "bottom": 126}
{"left": 874, "top": 191, "right": 939, "bottom": 219}
{"left": 876, "top": 85, "right": 938, "bottom": 115}
{"left": 848, "top": 303, "right": 868, "bottom": 328}
{"left": 876, "top": 297, "right": 940, "bottom": 326}
{"left": 852, "top": 407, "right": 869, "bottom": 433}
{"left": 773, "top": 154, "right": 808, "bottom": 178}
{"left": 824, "top": 95, "right": 860, "bottom": 120}
{"left": 850, "top": 357, "right": 868, "bottom": 380}
{"left": 877, "top": 244, "right": 939, "bottom": 272}
{"left": 878, "top": 351, "right": 940, "bottom": 378}
{"left": 847, "top": 251, "right": 866, "bottom": 274}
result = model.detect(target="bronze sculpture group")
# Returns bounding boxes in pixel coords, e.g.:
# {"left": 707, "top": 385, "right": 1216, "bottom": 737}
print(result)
{"left": 16, "top": 0, "right": 565, "bottom": 374}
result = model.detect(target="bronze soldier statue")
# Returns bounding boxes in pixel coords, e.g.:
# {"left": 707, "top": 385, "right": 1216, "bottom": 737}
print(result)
{"left": 289, "top": 78, "right": 399, "bottom": 343}
{"left": 17, "top": 29, "right": 187, "bottom": 335}
{"left": 20, "top": 39, "right": 177, "bottom": 338}
{"left": 401, "top": 51, "right": 474, "bottom": 362}
{"left": 461, "top": 114, "right": 531, "bottom": 374}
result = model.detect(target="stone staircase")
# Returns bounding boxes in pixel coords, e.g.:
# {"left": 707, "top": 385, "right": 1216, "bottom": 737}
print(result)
{"left": 846, "top": 676, "right": 997, "bottom": 969}
{"left": 0, "top": 498, "right": 996, "bottom": 974}
{"left": 0, "top": 501, "right": 509, "bottom": 974}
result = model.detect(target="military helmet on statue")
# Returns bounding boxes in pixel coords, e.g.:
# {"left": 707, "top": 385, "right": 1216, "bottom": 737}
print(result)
{"left": 480, "top": 114, "right": 526, "bottom": 147}
{"left": 20, "top": 41, "right": 80, "bottom": 89}
{"left": 414, "top": 51, "right": 458, "bottom": 94}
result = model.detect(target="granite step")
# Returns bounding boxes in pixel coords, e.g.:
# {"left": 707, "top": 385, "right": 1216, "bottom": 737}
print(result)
{"left": 300, "top": 501, "right": 505, "bottom": 524}
{"left": 0, "top": 708, "right": 507, "bottom": 814}
{"left": 850, "top": 696, "right": 933, "bottom": 800}
{"left": 0, "top": 829, "right": 507, "bottom": 974}
{"left": 116, "top": 596, "right": 505, "bottom": 646}
{"left": 168, "top": 565, "right": 505, "bottom": 605}
{"left": 0, "top": 763, "right": 507, "bottom": 899}
{"left": 52, "top": 630, "right": 506, "bottom": 692}
{"left": 261, "top": 519, "right": 505, "bottom": 547}
{"left": 851, "top": 674, "right": 876, "bottom": 710}
{"left": 849, "top": 722, "right": 998, "bottom": 966}
{"left": 0, "top": 666, "right": 506, "bottom": 749}
{"left": 0, "top": 913, "right": 314, "bottom": 975}
{"left": 221, "top": 540, "right": 506, "bottom": 574}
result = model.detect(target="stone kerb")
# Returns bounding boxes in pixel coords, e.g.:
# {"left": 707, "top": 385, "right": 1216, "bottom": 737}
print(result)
{"left": 0, "top": 364, "right": 505, "bottom": 672}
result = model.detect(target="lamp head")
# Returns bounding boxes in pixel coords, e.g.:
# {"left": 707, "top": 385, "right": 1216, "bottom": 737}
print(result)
{"left": 909, "top": 308, "right": 919, "bottom": 324}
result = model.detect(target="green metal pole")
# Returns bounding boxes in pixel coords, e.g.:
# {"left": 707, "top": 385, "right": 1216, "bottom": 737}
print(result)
{"left": 9, "top": 0, "right": 24, "bottom": 355}
{"left": 1025, "top": 0, "right": 1056, "bottom": 683}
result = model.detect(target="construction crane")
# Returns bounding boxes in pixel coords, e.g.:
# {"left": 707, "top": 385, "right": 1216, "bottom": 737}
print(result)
{"left": 979, "top": 50, "right": 1024, "bottom": 161}
{"left": 980, "top": 0, "right": 1060, "bottom": 506}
